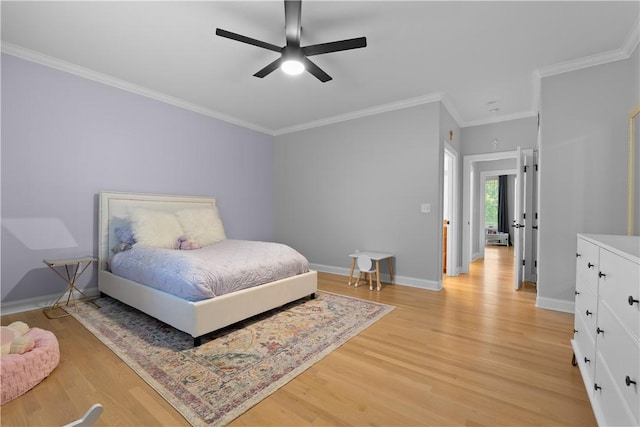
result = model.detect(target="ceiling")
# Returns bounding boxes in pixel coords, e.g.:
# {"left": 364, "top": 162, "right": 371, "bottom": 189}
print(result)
{"left": 2, "top": 1, "right": 638, "bottom": 135}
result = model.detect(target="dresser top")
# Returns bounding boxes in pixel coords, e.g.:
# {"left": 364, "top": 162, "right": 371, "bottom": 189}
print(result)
{"left": 578, "top": 234, "right": 640, "bottom": 263}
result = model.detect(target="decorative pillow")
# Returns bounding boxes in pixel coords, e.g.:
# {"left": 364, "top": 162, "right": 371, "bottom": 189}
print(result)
{"left": 128, "top": 208, "right": 184, "bottom": 249}
{"left": 176, "top": 236, "right": 201, "bottom": 250}
{"left": 115, "top": 225, "right": 136, "bottom": 245}
{"left": 175, "top": 206, "right": 226, "bottom": 247}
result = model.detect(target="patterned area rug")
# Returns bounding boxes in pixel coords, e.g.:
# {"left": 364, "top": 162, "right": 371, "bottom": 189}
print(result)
{"left": 71, "top": 291, "right": 393, "bottom": 426}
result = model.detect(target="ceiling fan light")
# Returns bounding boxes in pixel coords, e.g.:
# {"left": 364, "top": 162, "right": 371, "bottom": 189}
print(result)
{"left": 281, "top": 59, "right": 305, "bottom": 76}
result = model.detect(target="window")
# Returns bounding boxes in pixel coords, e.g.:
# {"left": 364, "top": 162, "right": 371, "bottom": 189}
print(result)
{"left": 485, "top": 178, "right": 498, "bottom": 228}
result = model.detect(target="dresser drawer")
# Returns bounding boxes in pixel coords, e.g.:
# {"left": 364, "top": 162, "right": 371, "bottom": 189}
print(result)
{"left": 575, "top": 283, "right": 598, "bottom": 339}
{"left": 598, "top": 248, "right": 640, "bottom": 339}
{"left": 576, "top": 238, "right": 599, "bottom": 292}
{"left": 596, "top": 304, "right": 640, "bottom": 422}
{"left": 573, "top": 312, "right": 596, "bottom": 388}
{"left": 594, "top": 353, "right": 638, "bottom": 427}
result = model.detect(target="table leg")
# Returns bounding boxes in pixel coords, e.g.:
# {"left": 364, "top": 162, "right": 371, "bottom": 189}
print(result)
{"left": 387, "top": 257, "right": 394, "bottom": 284}
{"left": 375, "top": 260, "right": 382, "bottom": 291}
{"left": 348, "top": 257, "right": 356, "bottom": 286}
{"left": 44, "top": 261, "right": 98, "bottom": 319}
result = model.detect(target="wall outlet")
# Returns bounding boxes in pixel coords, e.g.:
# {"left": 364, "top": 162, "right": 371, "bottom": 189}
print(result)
{"left": 421, "top": 203, "right": 431, "bottom": 213}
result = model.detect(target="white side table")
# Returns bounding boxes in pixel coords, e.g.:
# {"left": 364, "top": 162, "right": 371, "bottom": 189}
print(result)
{"left": 43, "top": 256, "right": 99, "bottom": 319}
{"left": 348, "top": 251, "right": 394, "bottom": 291}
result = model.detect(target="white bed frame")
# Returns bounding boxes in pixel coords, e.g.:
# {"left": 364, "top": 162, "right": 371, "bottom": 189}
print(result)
{"left": 98, "top": 191, "right": 317, "bottom": 346}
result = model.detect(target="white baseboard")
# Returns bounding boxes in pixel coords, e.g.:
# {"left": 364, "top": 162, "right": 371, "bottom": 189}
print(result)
{"left": 1, "top": 287, "right": 100, "bottom": 316}
{"left": 309, "top": 263, "right": 442, "bottom": 291}
{"left": 445, "top": 266, "right": 462, "bottom": 277}
{"left": 535, "top": 296, "right": 575, "bottom": 313}
{"left": 3, "top": 278, "right": 569, "bottom": 315}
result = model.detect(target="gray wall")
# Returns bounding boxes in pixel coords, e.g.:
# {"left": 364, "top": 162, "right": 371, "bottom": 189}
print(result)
{"left": 461, "top": 117, "right": 538, "bottom": 156}
{"left": 274, "top": 103, "right": 444, "bottom": 288}
{"left": 1, "top": 54, "right": 275, "bottom": 303}
{"left": 538, "top": 46, "right": 638, "bottom": 307}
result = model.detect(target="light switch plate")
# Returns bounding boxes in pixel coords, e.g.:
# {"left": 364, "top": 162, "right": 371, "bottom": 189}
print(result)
{"left": 421, "top": 203, "right": 431, "bottom": 213}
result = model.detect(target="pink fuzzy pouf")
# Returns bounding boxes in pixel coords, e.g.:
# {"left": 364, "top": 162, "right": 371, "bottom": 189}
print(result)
{"left": 0, "top": 328, "right": 60, "bottom": 405}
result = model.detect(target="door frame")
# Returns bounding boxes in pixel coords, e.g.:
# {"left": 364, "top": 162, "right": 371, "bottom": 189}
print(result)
{"left": 462, "top": 149, "right": 522, "bottom": 274}
{"left": 443, "top": 142, "right": 459, "bottom": 276}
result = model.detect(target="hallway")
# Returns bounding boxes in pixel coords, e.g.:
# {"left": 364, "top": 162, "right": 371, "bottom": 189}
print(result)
{"left": 444, "top": 244, "right": 537, "bottom": 297}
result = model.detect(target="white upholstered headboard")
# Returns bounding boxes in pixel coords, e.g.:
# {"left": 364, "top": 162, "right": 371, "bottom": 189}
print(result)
{"left": 98, "top": 191, "right": 216, "bottom": 271}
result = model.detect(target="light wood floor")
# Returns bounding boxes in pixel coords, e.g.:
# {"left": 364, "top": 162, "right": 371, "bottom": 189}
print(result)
{"left": 1, "top": 246, "right": 594, "bottom": 426}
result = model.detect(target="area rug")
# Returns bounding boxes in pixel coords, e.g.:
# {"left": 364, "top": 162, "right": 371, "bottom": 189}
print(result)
{"left": 71, "top": 291, "right": 393, "bottom": 426}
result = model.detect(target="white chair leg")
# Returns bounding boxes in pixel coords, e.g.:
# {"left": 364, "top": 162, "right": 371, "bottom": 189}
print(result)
{"left": 354, "top": 272, "right": 362, "bottom": 287}
{"left": 64, "top": 403, "right": 103, "bottom": 427}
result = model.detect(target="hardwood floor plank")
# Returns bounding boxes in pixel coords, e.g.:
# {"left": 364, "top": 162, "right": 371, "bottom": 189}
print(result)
{"left": 1, "top": 247, "right": 594, "bottom": 426}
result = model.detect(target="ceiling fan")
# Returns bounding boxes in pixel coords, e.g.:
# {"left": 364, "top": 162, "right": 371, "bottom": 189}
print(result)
{"left": 215, "top": 0, "right": 367, "bottom": 83}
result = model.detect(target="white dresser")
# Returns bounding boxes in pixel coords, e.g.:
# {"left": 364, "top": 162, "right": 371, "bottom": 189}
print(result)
{"left": 572, "top": 234, "right": 640, "bottom": 427}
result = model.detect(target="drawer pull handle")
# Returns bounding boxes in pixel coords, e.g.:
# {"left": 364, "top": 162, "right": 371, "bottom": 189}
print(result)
{"left": 596, "top": 327, "right": 604, "bottom": 335}
{"left": 585, "top": 310, "right": 592, "bottom": 316}
{"left": 573, "top": 329, "right": 578, "bottom": 334}
{"left": 594, "top": 383, "right": 602, "bottom": 391}
{"left": 575, "top": 290, "right": 580, "bottom": 295}
{"left": 584, "top": 357, "right": 590, "bottom": 364}
{"left": 587, "top": 262, "right": 594, "bottom": 269}
{"left": 576, "top": 253, "right": 581, "bottom": 258}
{"left": 625, "top": 376, "right": 637, "bottom": 387}
{"left": 598, "top": 271, "right": 606, "bottom": 278}
{"left": 628, "top": 296, "right": 639, "bottom": 306}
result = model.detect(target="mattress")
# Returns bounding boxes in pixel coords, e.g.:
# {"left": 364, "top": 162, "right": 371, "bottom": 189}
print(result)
{"left": 110, "top": 239, "right": 309, "bottom": 301}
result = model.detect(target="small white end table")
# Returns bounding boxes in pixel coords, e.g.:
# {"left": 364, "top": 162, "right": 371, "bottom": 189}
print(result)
{"left": 43, "top": 256, "right": 99, "bottom": 319}
{"left": 348, "top": 251, "right": 394, "bottom": 291}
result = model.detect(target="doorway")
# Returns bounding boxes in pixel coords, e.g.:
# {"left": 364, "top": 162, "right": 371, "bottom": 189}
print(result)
{"left": 462, "top": 148, "right": 536, "bottom": 290}
{"left": 443, "top": 142, "right": 458, "bottom": 277}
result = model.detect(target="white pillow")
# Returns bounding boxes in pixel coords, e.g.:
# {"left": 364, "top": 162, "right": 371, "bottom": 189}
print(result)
{"left": 129, "top": 208, "right": 183, "bottom": 249}
{"left": 175, "top": 206, "right": 226, "bottom": 247}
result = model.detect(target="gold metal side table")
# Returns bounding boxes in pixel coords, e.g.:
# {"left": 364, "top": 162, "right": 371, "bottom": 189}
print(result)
{"left": 42, "top": 256, "right": 99, "bottom": 319}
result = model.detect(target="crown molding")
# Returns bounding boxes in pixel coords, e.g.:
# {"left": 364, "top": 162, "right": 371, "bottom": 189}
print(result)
{"left": 4, "top": 16, "right": 638, "bottom": 137}
{"left": 462, "top": 109, "right": 538, "bottom": 129}
{"left": 528, "top": 19, "right": 638, "bottom": 118}
{"left": 538, "top": 19, "right": 638, "bottom": 79}
{"left": 274, "top": 92, "right": 447, "bottom": 135}
{"left": 1, "top": 42, "right": 275, "bottom": 135}
{"left": 538, "top": 48, "right": 630, "bottom": 79}
{"left": 3, "top": 41, "right": 454, "bottom": 137}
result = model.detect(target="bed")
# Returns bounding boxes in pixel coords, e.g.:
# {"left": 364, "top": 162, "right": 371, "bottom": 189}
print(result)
{"left": 98, "top": 191, "right": 317, "bottom": 346}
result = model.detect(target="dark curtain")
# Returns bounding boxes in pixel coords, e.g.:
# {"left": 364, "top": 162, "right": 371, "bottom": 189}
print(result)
{"left": 498, "top": 175, "right": 510, "bottom": 245}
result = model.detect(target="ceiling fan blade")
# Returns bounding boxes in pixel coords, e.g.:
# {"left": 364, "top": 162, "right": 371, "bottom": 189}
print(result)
{"left": 216, "top": 28, "right": 282, "bottom": 53}
{"left": 303, "top": 37, "right": 367, "bottom": 56}
{"left": 303, "top": 57, "right": 332, "bottom": 83}
{"left": 284, "top": 0, "right": 302, "bottom": 46}
{"left": 254, "top": 57, "right": 283, "bottom": 78}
